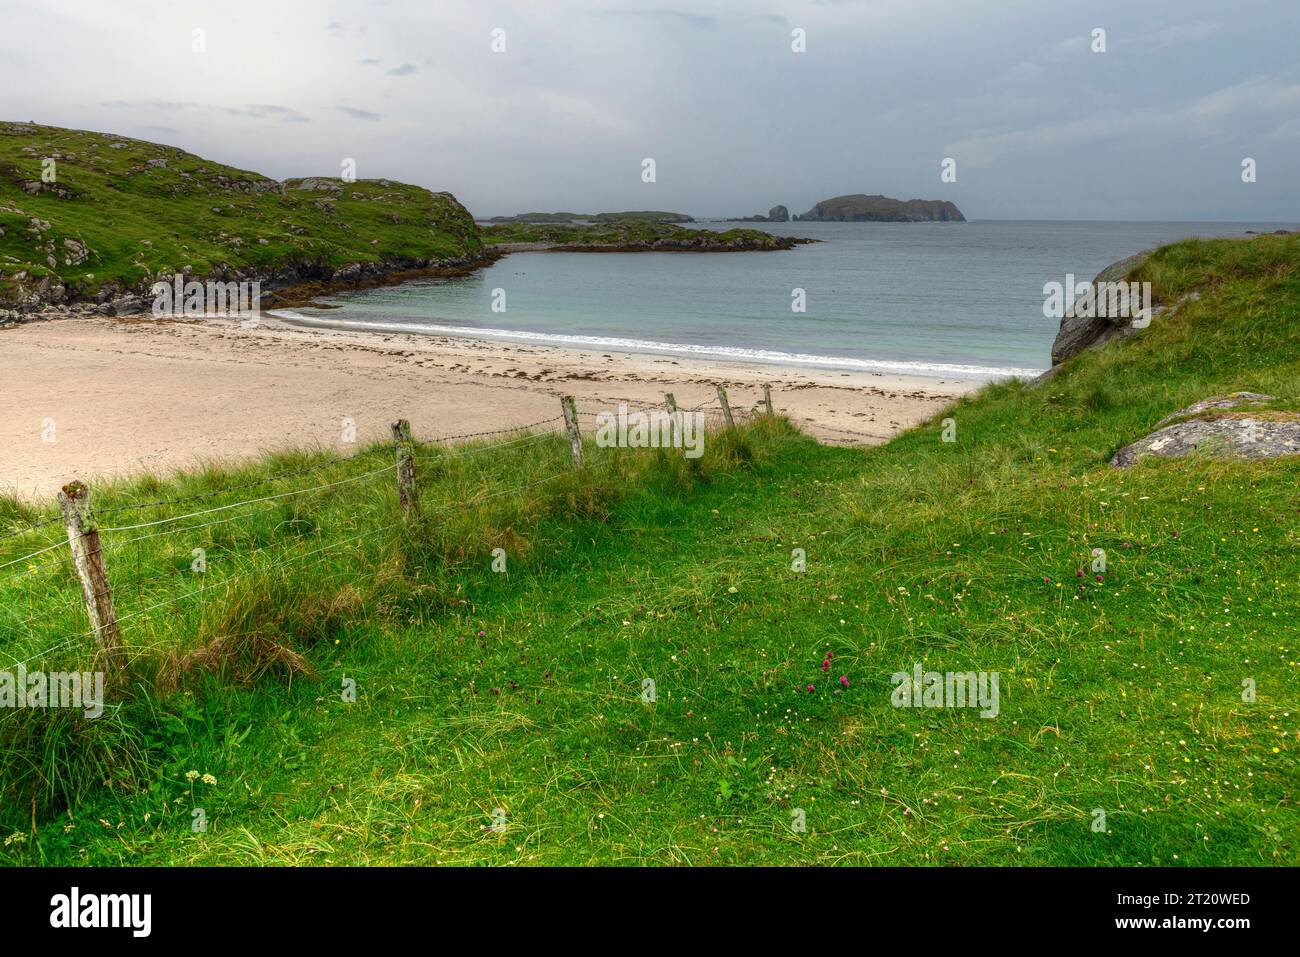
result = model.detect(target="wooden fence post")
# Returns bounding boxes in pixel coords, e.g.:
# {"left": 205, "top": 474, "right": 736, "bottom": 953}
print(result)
{"left": 57, "top": 481, "right": 122, "bottom": 670}
{"left": 716, "top": 385, "right": 735, "bottom": 428}
{"left": 763, "top": 384, "right": 774, "bottom": 415}
{"left": 391, "top": 418, "right": 419, "bottom": 517}
{"left": 561, "top": 396, "right": 584, "bottom": 468}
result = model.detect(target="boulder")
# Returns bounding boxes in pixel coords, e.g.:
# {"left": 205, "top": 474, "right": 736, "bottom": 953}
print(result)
{"left": 1153, "top": 392, "right": 1274, "bottom": 428}
{"left": 1048, "top": 251, "right": 1151, "bottom": 365}
{"left": 1111, "top": 413, "right": 1300, "bottom": 468}
{"left": 768, "top": 205, "right": 789, "bottom": 222}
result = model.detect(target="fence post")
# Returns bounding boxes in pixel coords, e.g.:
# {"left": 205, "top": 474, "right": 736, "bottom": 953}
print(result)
{"left": 763, "top": 384, "right": 774, "bottom": 415}
{"left": 391, "top": 418, "right": 419, "bottom": 517}
{"left": 561, "top": 395, "right": 584, "bottom": 468}
{"left": 716, "top": 385, "right": 735, "bottom": 428}
{"left": 57, "top": 481, "right": 122, "bottom": 671}
{"left": 664, "top": 392, "right": 679, "bottom": 443}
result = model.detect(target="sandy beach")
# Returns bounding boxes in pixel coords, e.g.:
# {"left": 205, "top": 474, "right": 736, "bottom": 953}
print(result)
{"left": 0, "top": 314, "right": 977, "bottom": 499}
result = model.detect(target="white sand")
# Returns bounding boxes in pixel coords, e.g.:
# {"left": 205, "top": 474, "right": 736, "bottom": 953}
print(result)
{"left": 0, "top": 314, "right": 979, "bottom": 499}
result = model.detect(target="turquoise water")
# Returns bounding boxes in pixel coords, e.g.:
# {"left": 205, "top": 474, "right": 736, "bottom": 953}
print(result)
{"left": 277, "top": 220, "right": 1295, "bottom": 380}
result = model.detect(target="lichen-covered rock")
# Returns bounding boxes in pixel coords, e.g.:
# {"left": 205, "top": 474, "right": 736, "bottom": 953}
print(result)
{"left": 1153, "top": 392, "right": 1274, "bottom": 428}
{"left": 1111, "top": 415, "right": 1300, "bottom": 468}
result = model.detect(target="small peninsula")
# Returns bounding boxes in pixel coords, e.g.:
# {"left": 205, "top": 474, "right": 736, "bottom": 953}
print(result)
{"left": 481, "top": 219, "right": 812, "bottom": 252}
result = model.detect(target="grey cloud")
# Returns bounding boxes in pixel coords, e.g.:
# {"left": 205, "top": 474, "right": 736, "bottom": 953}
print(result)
{"left": 386, "top": 64, "right": 417, "bottom": 76}
{"left": 335, "top": 106, "right": 382, "bottom": 121}
{"left": 589, "top": 8, "right": 717, "bottom": 28}
{"left": 228, "top": 104, "right": 310, "bottom": 123}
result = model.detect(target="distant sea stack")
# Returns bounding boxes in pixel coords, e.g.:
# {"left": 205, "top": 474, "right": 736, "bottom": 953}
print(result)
{"left": 725, "top": 204, "right": 790, "bottom": 223}
{"left": 795, "top": 194, "right": 964, "bottom": 223}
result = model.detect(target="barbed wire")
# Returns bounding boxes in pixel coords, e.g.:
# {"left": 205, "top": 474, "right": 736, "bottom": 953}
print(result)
{"left": 419, "top": 415, "right": 566, "bottom": 443}
{"left": 92, "top": 448, "right": 395, "bottom": 519}
{"left": 102, "top": 501, "right": 285, "bottom": 552}
{"left": 413, "top": 430, "right": 560, "bottom": 463}
{"left": 0, "top": 406, "right": 675, "bottom": 675}
{"left": 0, "top": 539, "right": 68, "bottom": 575}
{"left": 98, "top": 463, "right": 396, "bottom": 534}
{"left": 0, "top": 514, "right": 63, "bottom": 545}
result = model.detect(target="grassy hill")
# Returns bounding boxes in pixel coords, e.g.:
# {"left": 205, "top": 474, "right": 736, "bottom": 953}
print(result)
{"left": 0, "top": 122, "right": 481, "bottom": 314}
{"left": 0, "top": 234, "right": 1297, "bottom": 865}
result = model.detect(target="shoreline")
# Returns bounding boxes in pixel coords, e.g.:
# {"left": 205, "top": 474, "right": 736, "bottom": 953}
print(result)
{"left": 0, "top": 314, "right": 978, "bottom": 499}
{"left": 269, "top": 308, "right": 1046, "bottom": 381}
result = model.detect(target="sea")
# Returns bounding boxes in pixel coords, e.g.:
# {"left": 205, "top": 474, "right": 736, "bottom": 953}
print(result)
{"left": 273, "top": 220, "right": 1295, "bottom": 381}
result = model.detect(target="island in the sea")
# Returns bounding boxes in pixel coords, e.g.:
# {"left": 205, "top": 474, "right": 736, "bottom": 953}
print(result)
{"left": 485, "top": 210, "right": 694, "bottom": 224}
{"left": 795, "top": 194, "right": 964, "bottom": 222}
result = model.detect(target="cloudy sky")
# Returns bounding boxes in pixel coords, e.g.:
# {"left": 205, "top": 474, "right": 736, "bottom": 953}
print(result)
{"left": 2, "top": 0, "right": 1297, "bottom": 220}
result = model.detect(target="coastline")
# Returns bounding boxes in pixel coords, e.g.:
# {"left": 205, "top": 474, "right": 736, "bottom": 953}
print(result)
{"left": 0, "top": 313, "right": 978, "bottom": 499}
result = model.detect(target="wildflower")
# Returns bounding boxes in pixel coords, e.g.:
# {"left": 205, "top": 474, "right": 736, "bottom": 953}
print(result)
{"left": 1096, "top": 573, "right": 1104, "bottom": 583}
{"left": 806, "top": 684, "right": 815, "bottom": 693}
{"left": 201, "top": 773, "right": 217, "bottom": 786}
{"left": 839, "top": 676, "right": 849, "bottom": 688}
{"left": 821, "top": 659, "right": 830, "bottom": 672}
{"left": 477, "top": 630, "right": 486, "bottom": 637}
{"left": 185, "top": 770, "right": 199, "bottom": 782}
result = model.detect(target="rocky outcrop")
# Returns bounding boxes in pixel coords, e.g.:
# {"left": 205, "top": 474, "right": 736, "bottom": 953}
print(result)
{"left": 795, "top": 194, "right": 964, "bottom": 223}
{"left": 1110, "top": 394, "right": 1298, "bottom": 468}
{"left": 1153, "top": 392, "right": 1274, "bottom": 428}
{"left": 768, "top": 205, "right": 789, "bottom": 222}
{"left": 1111, "top": 415, "right": 1300, "bottom": 468}
{"left": 1048, "top": 251, "right": 1152, "bottom": 366}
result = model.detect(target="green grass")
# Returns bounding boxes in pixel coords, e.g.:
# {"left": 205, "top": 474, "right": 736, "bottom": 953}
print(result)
{"left": 1, "top": 233, "right": 1298, "bottom": 866}
{"left": 0, "top": 122, "right": 480, "bottom": 310}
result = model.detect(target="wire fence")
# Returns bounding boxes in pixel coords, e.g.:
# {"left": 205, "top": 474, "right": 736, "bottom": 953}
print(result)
{"left": 0, "top": 386, "right": 774, "bottom": 674}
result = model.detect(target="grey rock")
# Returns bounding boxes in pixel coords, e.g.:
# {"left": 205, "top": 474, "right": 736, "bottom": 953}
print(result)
{"left": 1154, "top": 392, "right": 1274, "bottom": 428}
{"left": 768, "top": 205, "right": 789, "bottom": 222}
{"left": 108, "top": 295, "right": 146, "bottom": 316}
{"left": 1111, "top": 415, "right": 1300, "bottom": 468}
{"left": 62, "top": 238, "right": 89, "bottom": 266}
{"left": 1048, "top": 251, "right": 1151, "bottom": 365}
{"left": 289, "top": 177, "right": 344, "bottom": 192}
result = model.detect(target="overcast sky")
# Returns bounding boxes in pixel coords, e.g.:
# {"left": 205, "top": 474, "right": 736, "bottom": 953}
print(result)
{"left": 2, "top": 0, "right": 1297, "bottom": 220}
